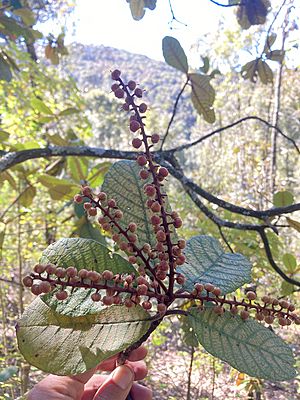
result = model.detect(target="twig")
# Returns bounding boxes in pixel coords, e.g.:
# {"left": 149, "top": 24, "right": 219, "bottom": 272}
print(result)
{"left": 187, "top": 346, "right": 195, "bottom": 400}
{"left": 218, "top": 226, "right": 234, "bottom": 253}
{"left": 208, "top": 0, "right": 244, "bottom": 6}
{"left": 168, "top": 0, "right": 187, "bottom": 27}
{"left": 0, "top": 277, "right": 22, "bottom": 286}
{"left": 169, "top": 116, "right": 300, "bottom": 154}
{"left": 258, "top": 229, "right": 300, "bottom": 287}
{"left": 162, "top": 158, "right": 300, "bottom": 220}
{"left": 160, "top": 77, "right": 189, "bottom": 150}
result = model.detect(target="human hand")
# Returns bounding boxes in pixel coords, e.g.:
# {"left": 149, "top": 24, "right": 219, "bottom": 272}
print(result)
{"left": 27, "top": 346, "right": 152, "bottom": 400}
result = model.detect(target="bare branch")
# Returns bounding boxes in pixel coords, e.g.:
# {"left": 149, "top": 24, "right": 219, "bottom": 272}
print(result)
{"left": 0, "top": 146, "right": 138, "bottom": 173}
{"left": 160, "top": 77, "right": 189, "bottom": 150}
{"left": 162, "top": 158, "right": 300, "bottom": 219}
{"left": 259, "top": 229, "right": 300, "bottom": 287}
{"left": 169, "top": 116, "right": 300, "bottom": 154}
{"left": 177, "top": 171, "right": 300, "bottom": 288}
{"left": 209, "top": 0, "right": 244, "bottom": 6}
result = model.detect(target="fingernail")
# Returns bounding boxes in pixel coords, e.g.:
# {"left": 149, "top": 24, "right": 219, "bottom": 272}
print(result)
{"left": 112, "top": 365, "right": 134, "bottom": 390}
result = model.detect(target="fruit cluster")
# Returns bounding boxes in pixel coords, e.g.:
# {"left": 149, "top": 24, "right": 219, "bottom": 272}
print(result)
{"left": 22, "top": 69, "right": 300, "bottom": 328}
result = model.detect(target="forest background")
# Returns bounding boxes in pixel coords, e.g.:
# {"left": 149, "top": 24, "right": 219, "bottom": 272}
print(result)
{"left": 0, "top": 0, "right": 299, "bottom": 399}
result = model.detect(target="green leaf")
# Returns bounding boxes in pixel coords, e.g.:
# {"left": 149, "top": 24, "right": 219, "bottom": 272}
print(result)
{"left": 0, "top": 55, "right": 12, "bottom": 82}
{"left": 180, "top": 316, "right": 198, "bottom": 347}
{"left": 199, "top": 56, "right": 210, "bottom": 74}
{"left": 59, "top": 107, "right": 80, "bottom": 117}
{"left": 0, "top": 226, "right": 5, "bottom": 257}
{"left": 40, "top": 237, "right": 135, "bottom": 275}
{"left": 19, "top": 186, "right": 36, "bottom": 207}
{"left": 17, "top": 297, "right": 151, "bottom": 375}
{"left": 189, "top": 73, "right": 216, "bottom": 123}
{"left": 38, "top": 175, "right": 78, "bottom": 201}
{"left": 180, "top": 235, "right": 252, "bottom": 295}
{"left": 162, "top": 36, "right": 189, "bottom": 74}
{"left": 241, "top": 60, "right": 259, "bottom": 83}
{"left": 263, "top": 33, "right": 277, "bottom": 52}
{"left": 281, "top": 281, "right": 295, "bottom": 296}
{"left": 265, "top": 50, "right": 285, "bottom": 63}
{"left": 286, "top": 217, "right": 300, "bottom": 233}
{"left": 273, "top": 191, "right": 294, "bottom": 207}
{"left": 45, "top": 133, "right": 69, "bottom": 146}
{"left": 14, "top": 8, "right": 36, "bottom": 25}
{"left": 75, "top": 220, "right": 106, "bottom": 246}
{"left": 257, "top": 60, "right": 273, "bottom": 84}
{"left": 0, "top": 366, "right": 18, "bottom": 382}
{"left": 129, "top": 0, "right": 145, "bottom": 20}
{"left": 102, "top": 160, "right": 174, "bottom": 248}
{"left": 282, "top": 253, "right": 297, "bottom": 273}
{"left": 67, "top": 157, "right": 88, "bottom": 182}
{"left": 189, "top": 308, "right": 297, "bottom": 381}
{"left": 236, "top": 0, "right": 270, "bottom": 30}
{"left": 31, "top": 97, "right": 53, "bottom": 115}
{"left": 87, "top": 162, "right": 111, "bottom": 187}
{"left": 0, "top": 171, "right": 16, "bottom": 189}
{"left": 0, "top": 130, "right": 10, "bottom": 141}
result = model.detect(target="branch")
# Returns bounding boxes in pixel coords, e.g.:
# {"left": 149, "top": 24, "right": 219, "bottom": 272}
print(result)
{"left": 259, "top": 229, "right": 300, "bottom": 287}
{"left": 160, "top": 77, "right": 189, "bottom": 150}
{"left": 0, "top": 146, "right": 139, "bottom": 173}
{"left": 208, "top": 0, "right": 244, "bottom": 7}
{"left": 180, "top": 176, "right": 300, "bottom": 288}
{"left": 0, "top": 277, "right": 22, "bottom": 286}
{"left": 162, "top": 158, "right": 300, "bottom": 220}
{"left": 169, "top": 116, "right": 300, "bottom": 154}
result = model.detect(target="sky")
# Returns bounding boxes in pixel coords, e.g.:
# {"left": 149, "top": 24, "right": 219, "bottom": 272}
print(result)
{"left": 38, "top": 0, "right": 299, "bottom": 66}
{"left": 63, "top": 0, "right": 228, "bottom": 62}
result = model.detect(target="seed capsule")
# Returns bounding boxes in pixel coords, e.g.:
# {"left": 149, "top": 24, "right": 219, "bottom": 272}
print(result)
{"left": 66, "top": 267, "right": 78, "bottom": 278}
{"left": 265, "top": 315, "right": 275, "bottom": 324}
{"left": 55, "top": 268, "right": 66, "bottom": 279}
{"left": 111, "top": 69, "right": 121, "bottom": 80}
{"left": 102, "top": 296, "right": 114, "bottom": 306}
{"left": 91, "top": 292, "right": 101, "bottom": 302}
{"left": 246, "top": 291, "right": 256, "bottom": 301}
{"left": 22, "top": 276, "right": 33, "bottom": 287}
{"left": 31, "top": 284, "right": 42, "bottom": 296}
{"left": 230, "top": 306, "right": 239, "bottom": 315}
{"left": 214, "top": 306, "right": 224, "bottom": 315}
{"left": 56, "top": 290, "right": 68, "bottom": 301}
{"left": 142, "top": 301, "right": 152, "bottom": 310}
{"left": 33, "top": 264, "right": 46, "bottom": 274}
{"left": 240, "top": 310, "right": 249, "bottom": 320}
{"left": 157, "top": 303, "right": 167, "bottom": 315}
{"left": 102, "top": 270, "right": 114, "bottom": 281}
{"left": 127, "top": 80, "right": 136, "bottom": 90}
{"left": 39, "top": 281, "right": 52, "bottom": 293}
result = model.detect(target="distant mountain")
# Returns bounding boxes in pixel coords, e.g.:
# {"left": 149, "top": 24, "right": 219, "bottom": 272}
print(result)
{"left": 64, "top": 43, "right": 198, "bottom": 145}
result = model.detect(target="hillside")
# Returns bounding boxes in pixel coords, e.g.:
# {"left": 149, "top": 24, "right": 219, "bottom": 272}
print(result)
{"left": 63, "top": 43, "right": 198, "bottom": 146}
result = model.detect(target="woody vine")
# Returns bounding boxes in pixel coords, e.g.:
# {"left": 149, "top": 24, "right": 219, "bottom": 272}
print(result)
{"left": 16, "top": 69, "right": 299, "bottom": 382}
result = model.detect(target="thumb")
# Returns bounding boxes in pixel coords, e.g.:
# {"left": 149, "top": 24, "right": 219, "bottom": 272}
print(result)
{"left": 93, "top": 365, "right": 134, "bottom": 400}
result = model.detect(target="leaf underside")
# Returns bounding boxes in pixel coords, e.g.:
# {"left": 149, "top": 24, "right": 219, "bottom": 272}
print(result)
{"left": 162, "top": 36, "right": 189, "bottom": 74}
{"left": 189, "top": 308, "right": 297, "bottom": 381}
{"left": 17, "top": 297, "right": 151, "bottom": 375}
{"left": 102, "top": 160, "right": 175, "bottom": 248}
{"left": 40, "top": 237, "right": 135, "bottom": 275}
{"left": 180, "top": 235, "right": 252, "bottom": 295}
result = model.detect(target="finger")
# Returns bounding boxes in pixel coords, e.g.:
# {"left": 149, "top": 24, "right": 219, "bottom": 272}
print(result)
{"left": 92, "top": 365, "right": 134, "bottom": 400}
{"left": 97, "top": 346, "right": 148, "bottom": 371}
{"left": 85, "top": 360, "right": 147, "bottom": 392}
{"left": 131, "top": 383, "right": 152, "bottom": 400}
{"left": 83, "top": 378, "right": 151, "bottom": 400}
{"left": 126, "top": 360, "right": 148, "bottom": 380}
